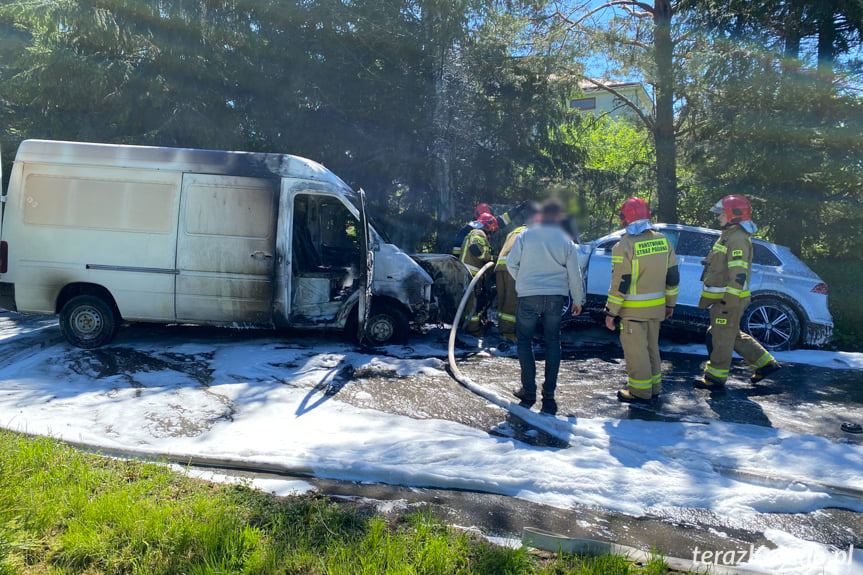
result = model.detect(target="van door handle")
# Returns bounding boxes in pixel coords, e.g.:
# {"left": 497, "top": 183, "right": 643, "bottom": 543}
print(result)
{"left": 250, "top": 251, "right": 274, "bottom": 260}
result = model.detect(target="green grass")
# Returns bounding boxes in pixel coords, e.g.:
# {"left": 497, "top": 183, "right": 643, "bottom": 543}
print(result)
{"left": 0, "top": 430, "right": 682, "bottom": 574}
{"left": 809, "top": 258, "right": 863, "bottom": 352}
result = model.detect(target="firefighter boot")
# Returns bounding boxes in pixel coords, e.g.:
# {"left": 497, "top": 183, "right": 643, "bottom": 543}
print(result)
{"left": 617, "top": 389, "right": 651, "bottom": 405}
{"left": 751, "top": 361, "right": 782, "bottom": 383}
{"left": 692, "top": 374, "right": 725, "bottom": 390}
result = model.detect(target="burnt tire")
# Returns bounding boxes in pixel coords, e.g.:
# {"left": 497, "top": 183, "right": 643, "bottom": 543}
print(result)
{"left": 364, "top": 305, "right": 409, "bottom": 346}
{"left": 60, "top": 295, "right": 119, "bottom": 349}
{"left": 741, "top": 297, "right": 801, "bottom": 351}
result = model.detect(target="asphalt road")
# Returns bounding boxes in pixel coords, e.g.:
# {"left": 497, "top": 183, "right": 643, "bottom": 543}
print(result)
{"left": 3, "top": 311, "right": 862, "bottom": 568}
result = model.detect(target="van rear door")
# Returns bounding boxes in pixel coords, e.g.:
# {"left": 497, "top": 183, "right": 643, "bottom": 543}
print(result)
{"left": 176, "top": 174, "right": 278, "bottom": 324}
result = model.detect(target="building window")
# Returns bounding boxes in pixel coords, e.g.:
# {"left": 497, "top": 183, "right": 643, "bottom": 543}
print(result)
{"left": 570, "top": 97, "right": 596, "bottom": 110}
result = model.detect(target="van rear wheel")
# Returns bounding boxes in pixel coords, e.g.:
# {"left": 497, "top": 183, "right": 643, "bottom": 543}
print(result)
{"left": 60, "top": 295, "right": 119, "bottom": 349}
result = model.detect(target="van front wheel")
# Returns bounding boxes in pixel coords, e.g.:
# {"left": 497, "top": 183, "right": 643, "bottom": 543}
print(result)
{"left": 364, "top": 306, "right": 409, "bottom": 346}
{"left": 60, "top": 295, "right": 119, "bottom": 349}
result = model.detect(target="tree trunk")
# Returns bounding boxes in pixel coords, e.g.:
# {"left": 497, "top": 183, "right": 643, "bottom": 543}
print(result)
{"left": 424, "top": 3, "right": 455, "bottom": 224}
{"left": 653, "top": 0, "right": 677, "bottom": 223}
{"left": 815, "top": 3, "right": 837, "bottom": 80}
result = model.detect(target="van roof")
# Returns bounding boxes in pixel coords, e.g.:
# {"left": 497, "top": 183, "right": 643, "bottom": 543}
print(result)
{"left": 15, "top": 140, "right": 352, "bottom": 190}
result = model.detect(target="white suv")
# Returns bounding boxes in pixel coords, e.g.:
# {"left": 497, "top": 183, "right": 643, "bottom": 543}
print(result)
{"left": 577, "top": 223, "right": 833, "bottom": 350}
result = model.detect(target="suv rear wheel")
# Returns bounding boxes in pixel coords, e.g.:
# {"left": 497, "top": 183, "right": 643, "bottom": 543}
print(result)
{"left": 741, "top": 297, "right": 801, "bottom": 351}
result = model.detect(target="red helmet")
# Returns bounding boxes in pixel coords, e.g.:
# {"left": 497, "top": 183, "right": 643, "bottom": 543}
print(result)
{"left": 474, "top": 203, "right": 492, "bottom": 219}
{"left": 710, "top": 195, "right": 751, "bottom": 224}
{"left": 477, "top": 212, "right": 499, "bottom": 232}
{"left": 618, "top": 197, "right": 651, "bottom": 226}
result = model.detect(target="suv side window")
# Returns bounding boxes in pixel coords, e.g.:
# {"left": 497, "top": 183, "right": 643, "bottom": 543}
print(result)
{"left": 676, "top": 230, "right": 718, "bottom": 258}
{"left": 658, "top": 229, "right": 680, "bottom": 252}
{"left": 597, "top": 238, "right": 620, "bottom": 251}
{"left": 753, "top": 243, "right": 782, "bottom": 266}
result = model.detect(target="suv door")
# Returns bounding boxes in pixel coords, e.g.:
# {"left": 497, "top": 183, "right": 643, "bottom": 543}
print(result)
{"left": 672, "top": 229, "right": 718, "bottom": 307}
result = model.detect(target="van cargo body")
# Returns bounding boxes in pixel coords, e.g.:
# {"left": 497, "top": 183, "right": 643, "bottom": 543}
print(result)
{"left": 0, "top": 140, "right": 434, "bottom": 347}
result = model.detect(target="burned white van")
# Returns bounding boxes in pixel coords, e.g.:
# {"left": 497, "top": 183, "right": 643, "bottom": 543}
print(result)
{"left": 0, "top": 140, "right": 444, "bottom": 348}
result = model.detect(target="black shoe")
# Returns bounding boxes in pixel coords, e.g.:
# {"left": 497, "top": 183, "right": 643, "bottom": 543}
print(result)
{"left": 693, "top": 377, "right": 724, "bottom": 390}
{"left": 512, "top": 387, "right": 536, "bottom": 405}
{"left": 751, "top": 361, "right": 782, "bottom": 383}
{"left": 617, "top": 389, "right": 651, "bottom": 405}
{"left": 540, "top": 398, "right": 557, "bottom": 415}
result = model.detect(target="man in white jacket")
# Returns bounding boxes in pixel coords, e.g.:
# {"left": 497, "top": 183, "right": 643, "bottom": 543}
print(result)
{"left": 506, "top": 200, "right": 585, "bottom": 415}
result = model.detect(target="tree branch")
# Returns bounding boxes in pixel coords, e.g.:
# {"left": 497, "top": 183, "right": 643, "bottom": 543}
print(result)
{"left": 554, "top": 0, "right": 654, "bottom": 29}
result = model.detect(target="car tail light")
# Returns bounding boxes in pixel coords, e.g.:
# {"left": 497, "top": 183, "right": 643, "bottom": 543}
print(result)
{"left": 0, "top": 241, "right": 7, "bottom": 274}
{"left": 811, "top": 282, "right": 828, "bottom": 295}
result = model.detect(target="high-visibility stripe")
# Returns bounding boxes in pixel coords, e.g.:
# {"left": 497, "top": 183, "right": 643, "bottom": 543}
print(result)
{"left": 701, "top": 284, "right": 724, "bottom": 300}
{"left": 631, "top": 259, "right": 639, "bottom": 294}
{"left": 611, "top": 256, "right": 624, "bottom": 264}
{"left": 705, "top": 364, "right": 728, "bottom": 378}
{"left": 750, "top": 352, "right": 774, "bottom": 370}
{"left": 728, "top": 260, "right": 749, "bottom": 269}
{"left": 628, "top": 377, "right": 653, "bottom": 389}
{"left": 713, "top": 242, "right": 727, "bottom": 253}
{"left": 453, "top": 247, "right": 462, "bottom": 255}
{"left": 607, "top": 295, "right": 625, "bottom": 305}
{"left": 497, "top": 257, "right": 507, "bottom": 265}
{"left": 725, "top": 286, "right": 750, "bottom": 297}
{"left": 651, "top": 374, "right": 661, "bottom": 384}
{"left": 624, "top": 291, "right": 665, "bottom": 301}
{"left": 619, "top": 289, "right": 666, "bottom": 308}
{"left": 665, "top": 286, "right": 679, "bottom": 296}
{"left": 621, "top": 297, "right": 666, "bottom": 308}
{"left": 464, "top": 264, "right": 481, "bottom": 274}
{"left": 498, "top": 312, "right": 516, "bottom": 322}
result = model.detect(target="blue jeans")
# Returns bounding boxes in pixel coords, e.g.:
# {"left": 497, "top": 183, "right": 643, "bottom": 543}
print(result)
{"left": 515, "top": 295, "right": 564, "bottom": 399}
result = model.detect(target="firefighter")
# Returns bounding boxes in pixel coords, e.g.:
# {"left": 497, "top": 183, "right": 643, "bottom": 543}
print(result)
{"left": 452, "top": 201, "right": 530, "bottom": 256}
{"left": 460, "top": 212, "right": 498, "bottom": 336}
{"left": 494, "top": 203, "right": 539, "bottom": 341}
{"left": 694, "top": 195, "right": 782, "bottom": 389}
{"left": 604, "top": 197, "right": 680, "bottom": 404}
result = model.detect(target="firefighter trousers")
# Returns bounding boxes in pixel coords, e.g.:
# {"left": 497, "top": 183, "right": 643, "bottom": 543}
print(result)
{"left": 619, "top": 318, "right": 662, "bottom": 400}
{"left": 496, "top": 269, "right": 517, "bottom": 339}
{"left": 704, "top": 301, "right": 774, "bottom": 385}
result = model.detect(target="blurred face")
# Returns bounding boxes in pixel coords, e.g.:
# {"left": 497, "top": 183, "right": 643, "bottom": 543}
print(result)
{"left": 717, "top": 211, "right": 728, "bottom": 227}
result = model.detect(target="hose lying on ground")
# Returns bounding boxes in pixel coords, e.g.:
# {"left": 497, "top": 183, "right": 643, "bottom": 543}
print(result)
{"left": 445, "top": 261, "right": 581, "bottom": 443}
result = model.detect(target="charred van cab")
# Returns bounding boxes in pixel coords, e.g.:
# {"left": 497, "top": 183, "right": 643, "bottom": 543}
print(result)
{"left": 0, "top": 140, "right": 436, "bottom": 348}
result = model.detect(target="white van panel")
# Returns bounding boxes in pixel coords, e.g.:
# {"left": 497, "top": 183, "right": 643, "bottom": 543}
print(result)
{"left": 175, "top": 174, "right": 277, "bottom": 324}
{"left": 10, "top": 164, "right": 181, "bottom": 320}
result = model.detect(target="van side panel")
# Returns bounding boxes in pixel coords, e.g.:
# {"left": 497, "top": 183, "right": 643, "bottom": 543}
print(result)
{"left": 175, "top": 174, "right": 277, "bottom": 325}
{"left": 9, "top": 164, "right": 180, "bottom": 319}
